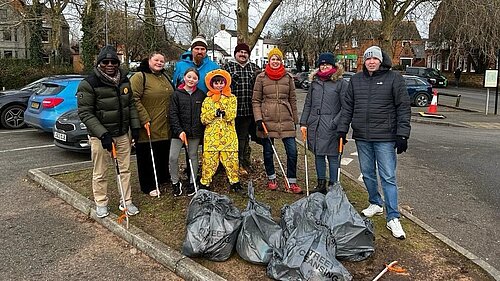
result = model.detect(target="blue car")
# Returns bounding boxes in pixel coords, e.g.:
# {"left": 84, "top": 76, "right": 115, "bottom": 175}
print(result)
{"left": 24, "top": 76, "right": 85, "bottom": 132}
{"left": 403, "top": 75, "right": 434, "bottom": 107}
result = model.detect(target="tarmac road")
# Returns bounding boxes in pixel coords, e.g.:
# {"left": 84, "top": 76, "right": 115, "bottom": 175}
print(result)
{"left": 0, "top": 129, "right": 181, "bottom": 280}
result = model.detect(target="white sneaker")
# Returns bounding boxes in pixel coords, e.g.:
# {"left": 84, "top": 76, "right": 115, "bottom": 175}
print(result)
{"left": 361, "top": 204, "right": 384, "bottom": 217}
{"left": 387, "top": 218, "right": 406, "bottom": 239}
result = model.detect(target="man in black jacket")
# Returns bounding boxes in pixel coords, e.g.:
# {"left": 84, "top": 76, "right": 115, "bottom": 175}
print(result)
{"left": 77, "top": 45, "right": 141, "bottom": 218}
{"left": 337, "top": 45, "right": 411, "bottom": 239}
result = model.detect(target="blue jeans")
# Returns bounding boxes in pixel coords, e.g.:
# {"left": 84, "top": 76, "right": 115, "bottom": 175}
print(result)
{"left": 355, "top": 140, "right": 400, "bottom": 221}
{"left": 262, "top": 137, "right": 297, "bottom": 183}
{"left": 315, "top": 155, "right": 339, "bottom": 183}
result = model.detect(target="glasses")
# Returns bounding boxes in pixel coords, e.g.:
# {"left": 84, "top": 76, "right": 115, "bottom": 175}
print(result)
{"left": 100, "top": 60, "right": 119, "bottom": 66}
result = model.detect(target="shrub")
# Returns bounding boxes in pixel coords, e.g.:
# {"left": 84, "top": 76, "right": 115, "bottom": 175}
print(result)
{"left": 0, "top": 59, "right": 74, "bottom": 90}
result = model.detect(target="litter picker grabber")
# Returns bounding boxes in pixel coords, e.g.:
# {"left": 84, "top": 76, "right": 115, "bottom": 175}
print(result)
{"left": 372, "top": 260, "right": 407, "bottom": 281}
{"left": 262, "top": 122, "right": 291, "bottom": 191}
{"left": 183, "top": 137, "right": 198, "bottom": 194}
{"left": 144, "top": 123, "right": 160, "bottom": 198}
{"left": 337, "top": 137, "right": 344, "bottom": 183}
{"left": 301, "top": 128, "right": 309, "bottom": 196}
{"left": 111, "top": 143, "right": 129, "bottom": 229}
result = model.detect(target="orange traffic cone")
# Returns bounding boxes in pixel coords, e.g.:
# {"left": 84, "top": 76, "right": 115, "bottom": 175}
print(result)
{"left": 426, "top": 89, "right": 438, "bottom": 114}
{"left": 419, "top": 89, "right": 445, "bottom": 118}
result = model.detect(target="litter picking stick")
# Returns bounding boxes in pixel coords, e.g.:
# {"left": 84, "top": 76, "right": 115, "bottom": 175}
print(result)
{"left": 262, "top": 122, "right": 291, "bottom": 190}
{"left": 111, "top": 143, "right": 129, "bottom": 229}
{"left": 144, "top": 123, "right": 160, "bottom": 198}
{"left": 302, "top": 129, "right": 309, "bottom": 196}
{"left": 183, "top": 138, "right": 198, "bottom": 193}
{"left": 372, "top": 261, "right": 404, "bottom": 281}
{"left": 337, "top": 137, "right": 344, "bottom": 183}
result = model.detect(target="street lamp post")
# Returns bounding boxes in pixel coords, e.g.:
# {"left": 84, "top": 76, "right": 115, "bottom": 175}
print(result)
{"left": 495, "top": 48, "right": 500, "bottom": 115}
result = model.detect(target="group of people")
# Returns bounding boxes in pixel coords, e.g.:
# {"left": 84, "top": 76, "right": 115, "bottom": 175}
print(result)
{"left": 77, "top": 37, "right": 411, "bottom": 240}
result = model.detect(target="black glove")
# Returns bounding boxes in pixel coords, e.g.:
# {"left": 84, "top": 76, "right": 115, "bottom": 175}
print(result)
{"left": 131, "top": 129, "right": 140, "bottom": 143}
{"left": 337, "top": 132, "right": 348, "bottom": 145}
{"left": 215, "top": 108, "right": 222, "bottom": 117}
{"left": 100, "top": 133, "right": 113, "bottom": 152}
{"left": 395, "top": 136, "right": 408, "bottom": 154}
{"left": 256, "top": 120, "right": 264, "bottom": 131}
{"left": 219, "top": 109, "right": 226, "bottom": 118}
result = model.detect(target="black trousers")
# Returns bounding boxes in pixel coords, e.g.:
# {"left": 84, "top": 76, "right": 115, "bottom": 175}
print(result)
{"left": 235, "top": 116, "right": 254, "bottom": 168}
{"left": 135, "top": 140, "right": 170, "bottom": 193}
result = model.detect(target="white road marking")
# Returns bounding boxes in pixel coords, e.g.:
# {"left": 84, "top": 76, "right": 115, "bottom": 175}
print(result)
{"left": 351, "top": 151, "right": 358, "bottom": 156}
{"left": 0, "top": 144, "right": 55, "bottom": 153}
{"left": 341, "top": 158, "right": 353, "bottom": 165}
{"left": 0, "top": 129, "right": 37, "bottom": 134}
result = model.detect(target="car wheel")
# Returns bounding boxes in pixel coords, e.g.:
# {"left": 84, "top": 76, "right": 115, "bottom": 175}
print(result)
{"left": 414, "top": 93, "right": 430, "bottom": 107}
{"left": 1, "top": 104, "right": 27, "bottom": 129}
{"left": 301, "top": 81, "right": 309, "bottom": 90}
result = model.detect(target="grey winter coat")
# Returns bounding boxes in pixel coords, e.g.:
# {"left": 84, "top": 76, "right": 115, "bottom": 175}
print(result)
{"left": 300, "top": 64, "right": 348, "bottom": 156}
{"left": 337, "top": 52, "right": 411, "bottom": 141}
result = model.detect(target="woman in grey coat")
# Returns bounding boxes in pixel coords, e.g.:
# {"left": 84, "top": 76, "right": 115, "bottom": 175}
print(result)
{"left": 300, "top": 52, "right": 348, "bottom": 193}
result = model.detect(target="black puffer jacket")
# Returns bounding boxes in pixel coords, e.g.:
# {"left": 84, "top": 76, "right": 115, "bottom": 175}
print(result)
{"left": 169, "top": 87, "right": 206, "bottom": 139}
{"left": 337, "top": 52, "right": 411, "bottom": 141}
{"left": 77, "top": 68, "right": 140, "bottom": 138}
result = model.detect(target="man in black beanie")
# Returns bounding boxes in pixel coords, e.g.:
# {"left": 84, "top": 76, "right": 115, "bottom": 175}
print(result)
{"left": 77, "top": 45, "right": 141, "bottom": 218}
{"left": 223, "top": 43, "right": 261, "bottom": 175}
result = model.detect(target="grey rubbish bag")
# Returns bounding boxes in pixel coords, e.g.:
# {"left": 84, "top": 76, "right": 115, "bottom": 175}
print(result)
{"left": 182, "top": 189, "right": 242, "bottom": 261}
{"left": 236, "top": 181, "right": 282, "bottom": 264}
{"left": 322, "top": 182, "right": 375, "bottom": 261}
{"left": 268, "top": 193, "right": 352, "bottom": 281}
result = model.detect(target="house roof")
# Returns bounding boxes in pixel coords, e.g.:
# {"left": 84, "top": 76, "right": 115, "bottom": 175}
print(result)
{"left": 350, "top": 20, "right": 421, "bottom": 41}
{"left": 412, "top": 44, "right": 425, "bottom": 58}
{"left": 207, "top": 43, "right": 230, "bottom": 56}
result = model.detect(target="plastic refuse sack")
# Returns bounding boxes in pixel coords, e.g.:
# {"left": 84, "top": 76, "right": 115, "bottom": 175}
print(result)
{"left": 236, "top": 181, "right": 282, "bottom": 265}
{"left": 182, "top": 189, "right": 242, "bottom": 261}
{"left": 267, "top": 198, "right": 352, "bottom": 281}
{"left": 280, "top": 192, "right": 325, "bottom": 241}
{"left": 322, "top": 182, "right": 375, "bottom": 261}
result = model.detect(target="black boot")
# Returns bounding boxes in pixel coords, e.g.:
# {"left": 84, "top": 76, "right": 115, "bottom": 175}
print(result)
{"left": 310, "top": 179, "right": 327, "bottom": 194}
{"left": 230, "top": 182, "right": 246, "bottom": 196}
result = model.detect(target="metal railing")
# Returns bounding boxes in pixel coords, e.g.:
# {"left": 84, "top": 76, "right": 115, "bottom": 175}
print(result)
{"left": 439, "top": 92, "right": 461, "bottom": 107}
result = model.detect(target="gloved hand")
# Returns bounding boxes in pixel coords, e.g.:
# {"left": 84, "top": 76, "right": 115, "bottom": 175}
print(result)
{"left": 300, "top": 126, "right": 307, "bottom": 141}
{"left": 219, "top": 109, "right": 226, "bottom": 118}
{"left": 256, "top": 120, "right": 264, "bottom": 131}
{"left": 337, "top": 131, "right": 348, "bottom": 145}
{"left": 179, "top": 131, "right": 187, "bottom": 144}
{"left": 131, "top": 128, "right": 140, "bottom": 143}
{"left": 100, "top": 132, "right": 113, "bottom": 152}
{"left": 394, "top": 136, "right": 408, "bottom": 154}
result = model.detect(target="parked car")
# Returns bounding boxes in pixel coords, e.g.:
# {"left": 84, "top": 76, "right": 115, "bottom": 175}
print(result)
{"left": 53, "top": 109, "right": 90, "bottom": 152}
{"left": 403, "top": 75, "right": 434, "bottom": 107}
{"left": 405, "top": 66, "right": 448, "bottom": 88}
{"left": 293, "top": 72, "right": 309, "bottom": 88}
{"left": 24, "top": 76, "right": 85, "bottom": 132}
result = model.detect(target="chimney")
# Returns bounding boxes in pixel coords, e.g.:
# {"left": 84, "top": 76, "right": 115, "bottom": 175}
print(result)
{"left": 220, "top": 24, "right": 226, "bottom": 30}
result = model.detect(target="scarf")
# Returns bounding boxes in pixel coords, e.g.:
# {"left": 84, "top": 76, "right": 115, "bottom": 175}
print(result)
{"left": 97, "top": 67, "right": 121, "bottom": 85}
{"left": 316, "top": 67, "right": 337, "bottom": 81}
{"left": 178, "top": 82, "right": 197, "bottom": 94}
{"left": 207, "top": 89, "right": 230, "bottom": 102}
{"left": 265, "top": 64, "right": 286, "bottom": 81}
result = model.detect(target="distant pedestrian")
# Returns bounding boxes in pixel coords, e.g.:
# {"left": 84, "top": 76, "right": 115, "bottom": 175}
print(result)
{"left": 77, "top": 45, "right": 141, "bottom": 218}
{"left": 253, "top": 47, "right": 302, "bottom": 194}
{"left": 337, "top": 45, "right": 411, "bottom": 239}
{"left": 130, "top": 51, "right": 174, "bottom": 197}
{"left": 223, "top": 43, "right": 261, "bottom": 175}
{"left": 199, "top": 69, "right": 244, "bottom": 194}
{"left": 300, "top": 52, "right": 348, "bottom": 194}
{"left": 168, "top": 68, "right": 205, "bottom": 197}
{"left": 454, "top": 67, "right": 462, "bottom": 88}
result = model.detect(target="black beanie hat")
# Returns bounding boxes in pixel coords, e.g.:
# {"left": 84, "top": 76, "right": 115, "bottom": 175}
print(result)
{"left": 234, "top": 43, "right": 251, "bottom": 55}
{"left": 316, "top": 52, "right": 336, "bottom": 67}
{"left": 96, "top": 45, "right": 120, "bottom": 65}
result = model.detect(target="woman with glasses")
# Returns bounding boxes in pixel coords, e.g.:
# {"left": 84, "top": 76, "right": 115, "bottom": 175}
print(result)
{"left": 300, "top": 52, "right": 348, "bottom": 194}
{"left": 130, "top": 52, "right": 174, "bottom": 197}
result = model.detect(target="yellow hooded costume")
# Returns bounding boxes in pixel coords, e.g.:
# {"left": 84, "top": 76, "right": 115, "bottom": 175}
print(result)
{"left": 200, "top": 69, "right": 239, "bottom": 186}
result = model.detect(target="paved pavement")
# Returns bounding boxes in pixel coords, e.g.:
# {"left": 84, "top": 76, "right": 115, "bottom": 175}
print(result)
{"left": 411, "top": 105, "right": 500, "bottom": 129}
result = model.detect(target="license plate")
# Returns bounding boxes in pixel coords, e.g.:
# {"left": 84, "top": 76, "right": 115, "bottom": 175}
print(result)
{"left": 31, "top": 101, "right": 40, "bottom": 109}
{"left": 54, "top": 131, "right": 66, "bottom": 142}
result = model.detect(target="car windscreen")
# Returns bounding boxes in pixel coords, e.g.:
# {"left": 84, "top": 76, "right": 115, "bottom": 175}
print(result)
{"left": 35, "top": 83, "right": 65, "bottom": 96}
{"left": 21, "top": 78, "right": 47, "bottom": 91}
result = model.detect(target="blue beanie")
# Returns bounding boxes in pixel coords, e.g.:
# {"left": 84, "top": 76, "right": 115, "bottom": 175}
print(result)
{"left": 316, "top": 52, "right": 336, "bottom": 67}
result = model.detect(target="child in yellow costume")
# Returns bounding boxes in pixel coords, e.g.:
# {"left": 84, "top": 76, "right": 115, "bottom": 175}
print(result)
{"left": 200, "top": 69, "right": 244, "bottom": 194}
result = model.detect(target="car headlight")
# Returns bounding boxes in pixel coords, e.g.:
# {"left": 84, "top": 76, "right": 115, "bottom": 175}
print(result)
{"left": 79, "top": 122, "right": 87, "bottom": 130}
